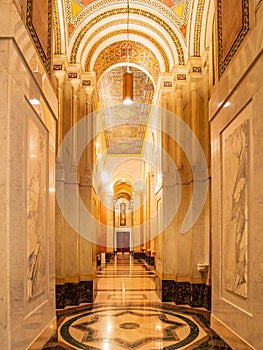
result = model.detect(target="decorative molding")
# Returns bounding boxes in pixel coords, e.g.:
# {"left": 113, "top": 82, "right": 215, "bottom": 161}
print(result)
{"left": 217, "top": 0, "right": 249, "bottom": 77}
{"left": 89, "top": 38, "right": 162, "bottom": 81}
{"left": 68, "top": 72, "right": 78, "bottom": 78}
{"left": 53, "top": 0, "right": 62, "bottom": 54}
{"left": 53, "top": 64, "right": 63, "bottom": 70}
{"left": 26, "top": 0, "right": 52, "bottom": 75}
{"left": 82, "top": 79, "right": 92, "bottom": 86}
{"left": 83, "top": 18, "right": 171, "bottom": 73}
{"left": 65, "top": 0, "right": 189, "bottom": 30}
{"left": 164, "top": 80, "right": 173, "bottom": 87}
{"left": 193, "top": 0, "right": 205, "bottom": 57}
{"left": 177, "top": 73, "right": 187, "bottom": 80}
{"left": 70, "top": 8, "right": 185, "bottom": 66}
{"left": 192, "top": 66, "right": 202, "bottom": 73}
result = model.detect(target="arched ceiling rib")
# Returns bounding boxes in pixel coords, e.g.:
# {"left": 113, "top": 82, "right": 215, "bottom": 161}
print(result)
{"left": 66, "top": 0, "right": 190, "bottom": 36}
{"left": 54, "top": 0, "right": 66, "bottom": 54}
{"left": 79, "top": 22, "right": 174, "bottom": 73}
{"left": 113, "top": 179, "right": 133, "bottom": 200}
{"left": 88, "top": 38, "right": 164, "bottom": 81}
{"left": 53, "top": 0, "right": 212, "bottom": 158}
{"left": 54, "top": 0, "right": 211, "bottom": 66}
{"left": 98, "top": 62, "right": 156, "bottom": 90}
{"left": 68, "top": 7, "right": 186, "bottom": 67}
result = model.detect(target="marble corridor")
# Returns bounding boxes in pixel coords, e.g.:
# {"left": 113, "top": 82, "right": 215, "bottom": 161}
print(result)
{"left": 43, "top": 254, "right": 231, "bottom": 350}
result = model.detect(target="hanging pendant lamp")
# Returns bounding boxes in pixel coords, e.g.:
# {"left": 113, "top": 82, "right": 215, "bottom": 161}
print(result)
{"left": 123, "top": 0, "right": 133, "bottom": 105}
{"left": 123, "top": 70, "right": 133, "bottom": 105}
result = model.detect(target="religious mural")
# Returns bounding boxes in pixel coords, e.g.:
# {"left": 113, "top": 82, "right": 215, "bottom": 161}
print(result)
{"left": 27, "top": 115, "right": 48, "bottom": 300}
{"left": 222, "top": 120, "right": 249, "bottom": 298}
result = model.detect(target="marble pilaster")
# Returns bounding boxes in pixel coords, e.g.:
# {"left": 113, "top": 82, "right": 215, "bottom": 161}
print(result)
{"left": 55, "top": 63, "right": 99, "bottom": 308}
{"left": 210, "top": 4, "right": 263, "bottom": 348}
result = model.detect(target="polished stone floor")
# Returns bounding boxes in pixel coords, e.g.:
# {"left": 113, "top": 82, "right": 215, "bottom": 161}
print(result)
{"left": 44, "top": 254, "right": 232, "bottom": 349}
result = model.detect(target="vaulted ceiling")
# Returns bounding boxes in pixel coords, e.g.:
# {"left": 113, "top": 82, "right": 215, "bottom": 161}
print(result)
{"left": 54, "top": 0, "right": 211, "bottom": 70}
{"left": 53, "top": 0, "right": 212, "bottom": 160}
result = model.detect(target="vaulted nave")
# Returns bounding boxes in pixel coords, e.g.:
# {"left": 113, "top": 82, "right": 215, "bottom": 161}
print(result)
{"left": 1, "top": 0, "right": 263, "bottom": 349}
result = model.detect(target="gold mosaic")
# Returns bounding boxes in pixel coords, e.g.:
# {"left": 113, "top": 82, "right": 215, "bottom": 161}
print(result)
{"left": 98, "top": 66, "right": 154, "bottom": 154}
{"left": 69, "top": 7, "right": 185, "bottom": 65}
{"left": 90, "top": 40, "right": 161, "bottom": 82}
{"left": 82, "top": 18, "right": 172, "bottom": 73}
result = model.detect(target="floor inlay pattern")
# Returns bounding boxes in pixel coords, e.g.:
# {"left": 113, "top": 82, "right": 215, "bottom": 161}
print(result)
{"left": 58, "top": 304, "right": 211, "bottom": 349}
{"left": 44, "top": 255, "right": 232, "bottom": 349}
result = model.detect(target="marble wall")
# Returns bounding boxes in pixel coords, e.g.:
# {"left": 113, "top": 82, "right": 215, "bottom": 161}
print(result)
{"left": 152, "top": 56, "right": 211, "bottom": 308}
{"left": 210, "top": 2, "right": 263, "bottom": 348}
{"left": 0, "top": 2, "right": 57, "bottom": 349}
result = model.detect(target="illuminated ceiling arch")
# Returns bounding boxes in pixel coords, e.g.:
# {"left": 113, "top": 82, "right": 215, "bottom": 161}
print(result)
{"left": 89, "top": 40, "right": 162, "bottom": 82}
{"left": 68, "top": 7, "right": 186, "bottom": 67}
{"left": 65, "top": 0, "right": 189, "bottom": 39}
{"left": 113, "top": 179, "right": 133, "bottom": 200}
{"left": 53, "top": 0, "right": 212, "bottom": 156}
{"left": 53, "top": 0, "right": 210, "bottom": 64}
{"left": 84, "top": 31, "right": 169, "bottom": 75}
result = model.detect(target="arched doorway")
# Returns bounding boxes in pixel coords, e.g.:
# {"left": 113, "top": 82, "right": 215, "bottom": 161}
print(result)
{"left": 113, "top": 180, "right": 133, "bottom": 253}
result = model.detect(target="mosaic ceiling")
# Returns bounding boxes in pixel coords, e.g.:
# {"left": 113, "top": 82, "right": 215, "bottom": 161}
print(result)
{"left": 54, "top": 0, "right": 210, "bottom": 64}
{"left": 94, "top": 41, "right": 160, "bottom": 82}
{"left": 54, "top": 0, "right": 211, "bottom": 154}
{"left": 98, "top": 66, "right": 154, "bottom": 154}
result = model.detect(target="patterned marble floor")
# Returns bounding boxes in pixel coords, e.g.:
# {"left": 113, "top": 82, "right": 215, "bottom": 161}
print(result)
{"left": 44, "top": 254, "right": 232, "bottom": 349}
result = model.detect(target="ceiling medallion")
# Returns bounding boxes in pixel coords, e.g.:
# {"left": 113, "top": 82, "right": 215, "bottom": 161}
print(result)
{"left": 115, "top": 42, "right": 139, "bottom": 61}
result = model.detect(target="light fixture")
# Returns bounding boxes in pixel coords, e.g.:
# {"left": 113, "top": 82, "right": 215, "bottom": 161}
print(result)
{"left": 29, "top": 98, "right": 40, "bottom": 106}
{"left": 29, "top": 72, "right": 42, "bottom": 106}
{"left": 123, "top": 71, "right": 133, "bottom": 105}
{"left": 123, "top": 0, "right": 133, "bottom": 105}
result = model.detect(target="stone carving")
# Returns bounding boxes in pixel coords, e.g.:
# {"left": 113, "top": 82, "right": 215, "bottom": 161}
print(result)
{"left": 224, "top": 120, "right": 249, "bottom": 298}
{"left": 27, "top": 116, "right": 48, "bottom": 300}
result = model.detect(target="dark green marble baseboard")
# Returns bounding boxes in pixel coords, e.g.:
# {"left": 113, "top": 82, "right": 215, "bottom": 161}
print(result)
{"left": 155, "top": 277, "right": 211, "bottom": 310}
{"left": 56, "top": 280, "right": 96, "bottom": 309}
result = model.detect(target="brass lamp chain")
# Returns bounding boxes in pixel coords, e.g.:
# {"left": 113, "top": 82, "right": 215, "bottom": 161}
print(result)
{"left": 127, "top": 0, "right": 130, "bottom": 71}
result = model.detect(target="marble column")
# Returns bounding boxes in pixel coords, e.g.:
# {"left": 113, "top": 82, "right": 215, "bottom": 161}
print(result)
{"left": 154, "top": 63, "right": 211, "bottom": 307}
{"left": 55, "top": 68, "right": 99, "bottom": 308}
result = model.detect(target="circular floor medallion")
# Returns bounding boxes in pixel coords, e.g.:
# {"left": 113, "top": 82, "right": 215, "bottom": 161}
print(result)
{"left": 60, "top": 306, "right": 202, "bottom": 349}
